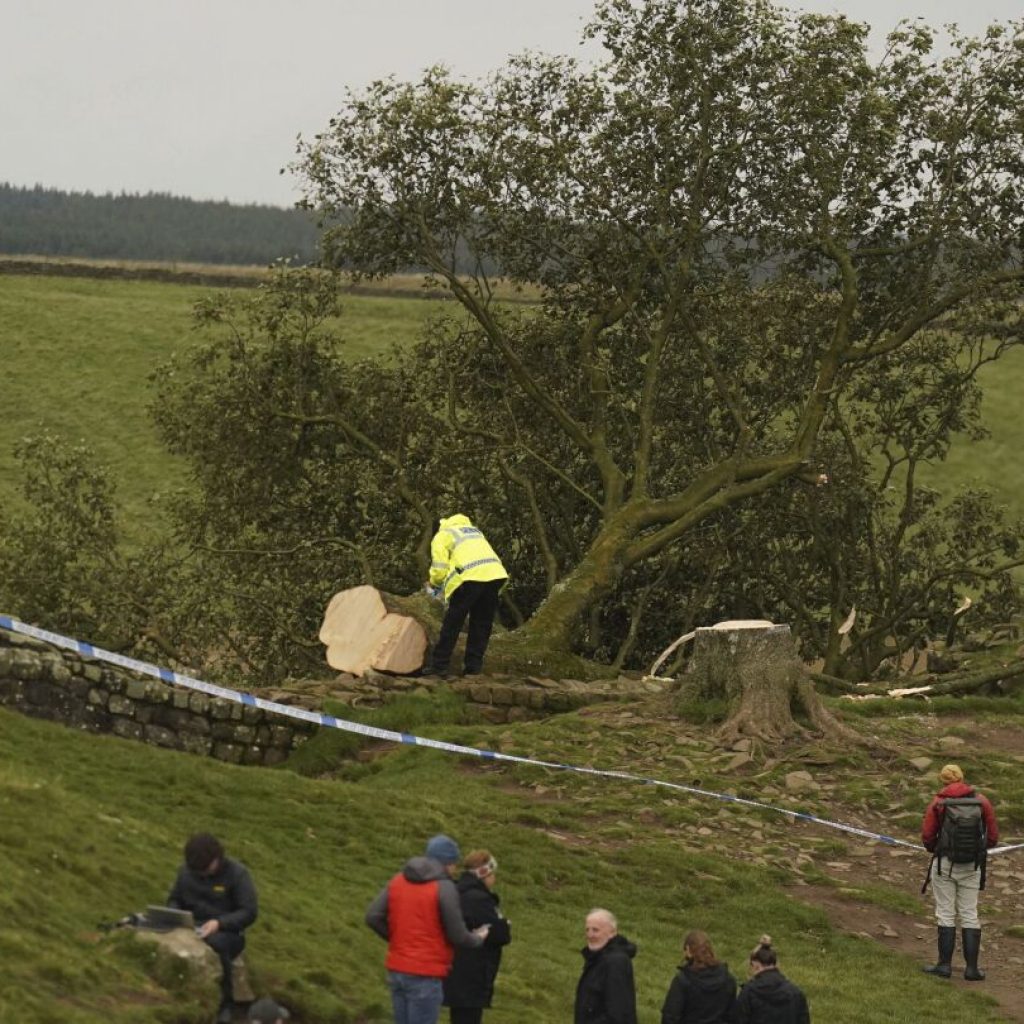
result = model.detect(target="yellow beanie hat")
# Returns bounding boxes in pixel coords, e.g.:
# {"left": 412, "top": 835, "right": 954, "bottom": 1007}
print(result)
{"left": 939, "top": 764, "right": 964, "bottom": 784}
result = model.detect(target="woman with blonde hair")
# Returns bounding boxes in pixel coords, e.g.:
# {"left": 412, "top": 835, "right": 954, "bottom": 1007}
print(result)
{"left": 442, "top": 850, "right": 511, "bottom": 1024}
{"left": 660, "top": 929, "right": 736, "bottom": 1024}
{"left": 734, "top": 935, "right": 810, "bottom": 1024}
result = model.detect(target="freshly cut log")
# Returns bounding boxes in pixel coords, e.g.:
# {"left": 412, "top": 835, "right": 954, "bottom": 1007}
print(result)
{"left": 319, "top": 585, "right": 428, "bottom": 676}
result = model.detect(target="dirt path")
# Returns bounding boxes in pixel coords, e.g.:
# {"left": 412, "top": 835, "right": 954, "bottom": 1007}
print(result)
{"left": 797, "top": 880, "right": 1024, "bottom": 1023}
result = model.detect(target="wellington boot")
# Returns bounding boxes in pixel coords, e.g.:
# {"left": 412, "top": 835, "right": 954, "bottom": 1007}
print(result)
{"left": 922, "top": 926, "right": 956, "bottom": 978}
{"left": 962, "top": 928, "right": 986, "bottom": 981}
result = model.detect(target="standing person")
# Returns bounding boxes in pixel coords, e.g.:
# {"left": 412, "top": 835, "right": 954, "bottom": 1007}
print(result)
{"left": 366, "top": 834, "right": 489, "bottom": 1024}
{"left": 425, "top": 514, "right": 508, "bottom": 677}
{"left": 443, "top": 850, "right": 512, "bottom": 1024}
{"left": 921, "top": 763, "right": 999, "bottom": 980}
{"left": 734, "top": 936, "right": 809, "bottom": 1024}
{"left": 574, "top": 908, "right": 638, "bottom": 1024}
{"left": 167, "top": 833, "right": 258, "bottom": 1024}
{"left": 660, "top": 929, "right": 736, "bottom": 1024}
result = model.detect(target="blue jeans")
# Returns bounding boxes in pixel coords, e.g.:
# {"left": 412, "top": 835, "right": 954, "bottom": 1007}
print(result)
{"left": 388, "top": 971, "right": 444, "bottom": 1024}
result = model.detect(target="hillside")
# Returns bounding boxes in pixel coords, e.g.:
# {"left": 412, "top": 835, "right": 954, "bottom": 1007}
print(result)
{"left": 0, "top": 274, "right": 452, "bottom": 533}
{"left": 2, "top": 271, "right": 1022, "bottom": 545}
{"left": 4, "top": 680, "right": 1024, "bottom": 1023}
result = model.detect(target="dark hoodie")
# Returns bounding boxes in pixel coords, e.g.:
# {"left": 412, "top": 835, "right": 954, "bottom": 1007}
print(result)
{"left": 575, "top": 934, "right": 638, "bottom": 1024}
{"left": 734, "top": 968, "right": 810, "bottom": 1024}
{"left": 365, "top": 856, "right": 483, "bottom": 977}
{"left": 166, "top": 856, "right": 257, "bottom": 933}
{"left": 661, "top": 961, "right": 737, "bottom": 1024}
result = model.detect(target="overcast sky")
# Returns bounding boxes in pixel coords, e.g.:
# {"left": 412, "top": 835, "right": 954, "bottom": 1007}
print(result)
{"left": 3, "top": 0, "right": 1021, "bottom": 208}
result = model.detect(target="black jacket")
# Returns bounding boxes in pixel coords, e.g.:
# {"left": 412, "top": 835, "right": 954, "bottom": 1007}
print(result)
{"left": 574, "top": 934, "right": 638, "bottom": 1024}
{"left": 734, "top": 969, "right": 809, "bottom": 1024}
{"left": 442, "top": 873, "right": 512, "bottom": 1008}
{"left": 167, "top": 856, "right": 258, "bottom": 933}
{"left": 661, "top": 961, "right": 737, "bottom": 1024}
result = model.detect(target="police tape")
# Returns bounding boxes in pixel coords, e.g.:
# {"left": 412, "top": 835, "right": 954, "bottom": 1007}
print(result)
{"left": 3, "top": 614, "right": 1021, "bottom": 857}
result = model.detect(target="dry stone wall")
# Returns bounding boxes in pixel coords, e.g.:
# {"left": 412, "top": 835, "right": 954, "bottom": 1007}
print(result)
{"left": 266, "top": 670, "right": 667, "bottom": 724}
{"left": 0, "top": 628, "right": 315, "bottom": 765}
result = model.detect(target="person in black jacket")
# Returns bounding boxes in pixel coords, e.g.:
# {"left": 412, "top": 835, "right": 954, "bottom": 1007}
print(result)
{"left": 167, "top": 833, "right": 258, "bottom": 1024}
{"left": 661, "top": 929, "right": 736, "bottom": 1024}
{"left": 574, "top": 908, "right": 638, "bottom": 1024}
{"left": 442, "top": 850, "right": 512, "bottom": 1024}
{"left": 734, "top": 935, "right": 810, "bottom": 1024}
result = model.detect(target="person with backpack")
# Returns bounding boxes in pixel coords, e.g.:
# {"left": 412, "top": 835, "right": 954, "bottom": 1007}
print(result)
{"left": 920, "top": 763, "right": 1000, "bottom": 981}
{"left": 734, "top": 935, "right": 809, "bottom": 1024}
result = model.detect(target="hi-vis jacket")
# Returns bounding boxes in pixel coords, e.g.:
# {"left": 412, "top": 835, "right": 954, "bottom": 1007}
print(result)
{"left": 429, "top": 514, "right": 508, "bottom": 601}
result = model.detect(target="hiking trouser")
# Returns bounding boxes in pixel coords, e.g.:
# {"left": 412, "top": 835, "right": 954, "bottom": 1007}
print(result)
{"left": 931, "top": 861, "right": 981, "bottom": 929}
{"left": 430, "top": 579, "right": 504, "bottom": 675}
{"left": 206, "top": 929, "right": 245, "bottom": 1007}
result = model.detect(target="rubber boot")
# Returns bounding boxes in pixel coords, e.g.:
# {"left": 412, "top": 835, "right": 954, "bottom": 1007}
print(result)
{"left": 962, "top": 927, "right": 986, "bottom": 981}
{"left": 922, "top": 926, "right": 956, "bottom": 977}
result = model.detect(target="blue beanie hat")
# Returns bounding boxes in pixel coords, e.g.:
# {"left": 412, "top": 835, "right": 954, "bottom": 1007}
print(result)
{"left": 425, "top": 834, "right": 461, "bottom": 865}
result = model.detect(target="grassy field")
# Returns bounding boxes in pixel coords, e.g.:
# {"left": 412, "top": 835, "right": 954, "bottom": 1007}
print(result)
{"left": 3, "top": 271, "right": 1022, "bottom": 541}
{"left": 0, "top": 274, "right": 451, "bottom": 530}
{"left": 1, "top": 687, "right": 1018, "bottom": 1024}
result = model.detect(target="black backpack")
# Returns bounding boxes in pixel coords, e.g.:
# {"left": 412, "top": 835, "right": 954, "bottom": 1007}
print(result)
{"left": 935, "top": 791, "right": 987, "bottom": 873}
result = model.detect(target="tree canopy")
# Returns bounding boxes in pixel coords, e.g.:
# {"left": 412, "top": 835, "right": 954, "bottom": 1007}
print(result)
{"left": 294, "top": 0, "right": 1024, "bottom": 656}
{"left": 3, "top": 0, "right": 1023, "bottom": 686}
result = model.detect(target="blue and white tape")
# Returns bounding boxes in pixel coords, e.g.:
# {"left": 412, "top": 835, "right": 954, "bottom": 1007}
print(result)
{"left": 2, "top": 614, "right": 1021, "bottom": 857}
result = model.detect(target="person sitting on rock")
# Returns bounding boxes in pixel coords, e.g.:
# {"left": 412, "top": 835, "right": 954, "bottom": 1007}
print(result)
{"left": 168, "top": 832, "right": 258, "bottom": 1024}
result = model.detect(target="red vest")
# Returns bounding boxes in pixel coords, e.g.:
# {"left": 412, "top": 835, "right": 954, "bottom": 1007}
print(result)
{"left": 385, "top": 874, "right": 453, "bottom": 977}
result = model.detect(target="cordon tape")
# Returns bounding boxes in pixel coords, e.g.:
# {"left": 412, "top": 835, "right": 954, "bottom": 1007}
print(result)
{"left": 2, "top": 614, "right": 1022, "bottom": 857}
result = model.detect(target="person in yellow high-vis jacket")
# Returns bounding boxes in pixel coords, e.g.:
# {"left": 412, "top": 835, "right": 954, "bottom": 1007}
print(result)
{"left": 426, "top": 514, "right": 508, "bottom": 676}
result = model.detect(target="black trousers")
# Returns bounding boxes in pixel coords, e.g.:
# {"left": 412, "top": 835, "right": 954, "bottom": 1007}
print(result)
{"left": 449, "top": 1008, "right": 484, "bottom": 1024}
{"left": 206, "top": 929, "right": 245, "bottom": 1007}
{"left": 430, "top": 579, "right": 504, "bottom": 674}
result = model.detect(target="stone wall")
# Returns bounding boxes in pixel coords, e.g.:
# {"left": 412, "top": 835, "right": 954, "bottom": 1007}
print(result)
{"left": 266, "top": 669, "right": 668, "bottom": 724}
{"left": 0, "top": 626, "right": 667, "bottom": 757}
{"left": 0, "top": 628, "right": 316, "bottom": 765}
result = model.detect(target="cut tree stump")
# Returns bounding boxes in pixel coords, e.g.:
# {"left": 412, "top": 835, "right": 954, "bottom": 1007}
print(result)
{"left": 680, "top": 620, "right": 858, "bottom": 746}
{"left": 319, "top": 585, "right": 429, "bottom": 676}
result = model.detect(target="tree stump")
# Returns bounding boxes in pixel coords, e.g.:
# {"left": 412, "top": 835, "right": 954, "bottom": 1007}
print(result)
{"left": 680, "top": 620, "right": 856, "bottom": 746}
{"left": 319, "top": 585, "right": 430, "bottom": 676}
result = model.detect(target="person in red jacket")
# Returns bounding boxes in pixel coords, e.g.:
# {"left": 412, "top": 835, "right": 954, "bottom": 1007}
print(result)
{"left": 921, "top": 764, "right": 999, "bottom": 981}
{"left": 366, "top": 835, "right": 489, "bottom": 1024}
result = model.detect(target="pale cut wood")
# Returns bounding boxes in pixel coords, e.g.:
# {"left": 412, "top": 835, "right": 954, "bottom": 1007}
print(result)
{"left": 319, "top": 585, "right": 428, "bottom": 676}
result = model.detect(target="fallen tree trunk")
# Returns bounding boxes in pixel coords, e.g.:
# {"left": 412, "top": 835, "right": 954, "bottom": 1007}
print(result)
{"left": 319, "top": 585, "right": 438, "bottom": 676}
{"left": 837, "top": 659, "right": 1024, "bottom": 701}
{"left": 318, "top": 586, "right": 613, "bottom": 680}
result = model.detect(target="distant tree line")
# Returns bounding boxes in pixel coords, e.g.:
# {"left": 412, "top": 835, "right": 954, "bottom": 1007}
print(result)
{"left": 0, "top": 183, "right": 320, "bottom": 266}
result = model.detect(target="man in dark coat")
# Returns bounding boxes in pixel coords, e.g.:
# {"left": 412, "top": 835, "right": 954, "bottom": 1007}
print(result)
{"left": 574, "top": 908, "right": 638, "bottom": 1024}
{"left": 167, "top": 832, "right": 258, "bottom": 1024}
{"left": 442, "top": 851, "right": 511, "bottom": 1024}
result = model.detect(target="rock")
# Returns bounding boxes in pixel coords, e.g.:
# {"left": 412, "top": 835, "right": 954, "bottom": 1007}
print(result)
{"left": 726, "top": 752, "right": 754, "bottom": 771}
{"left": 784, "top": 770, "right": 819, "bottom": 793}
{"left": 880, "top": 924, "right": 899, "bottom": 938}
{"left": 909, "top": 756, "right": 933, "bottom": 771}
{"left": 731, "top": 738, "right": 753, "bottom": 752}
{"left": 938, "top": 736, "right": 965, "bottom": 751}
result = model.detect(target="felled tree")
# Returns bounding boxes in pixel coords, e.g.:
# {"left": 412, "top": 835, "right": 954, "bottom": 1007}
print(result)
{"left": 293, "top": 0, "right": 1024, "bottom": 729}
{"left": 297, "top": 1, "right": 1024, "bottom": 649}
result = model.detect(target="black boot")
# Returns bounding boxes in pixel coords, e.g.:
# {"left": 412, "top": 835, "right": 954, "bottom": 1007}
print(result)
{"left": 962, "top": 927, "right": 985, "bottom": 981}
{"left": 922, "top": 926, "right": 956, "bottom": 978}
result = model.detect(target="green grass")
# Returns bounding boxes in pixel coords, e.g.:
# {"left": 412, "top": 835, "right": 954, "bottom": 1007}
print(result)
{"left": 0, "top": 274, "right": 450, "bottom": 533}
{"left": 1, "top": 699, "right": 1014, "bottom": 1023}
